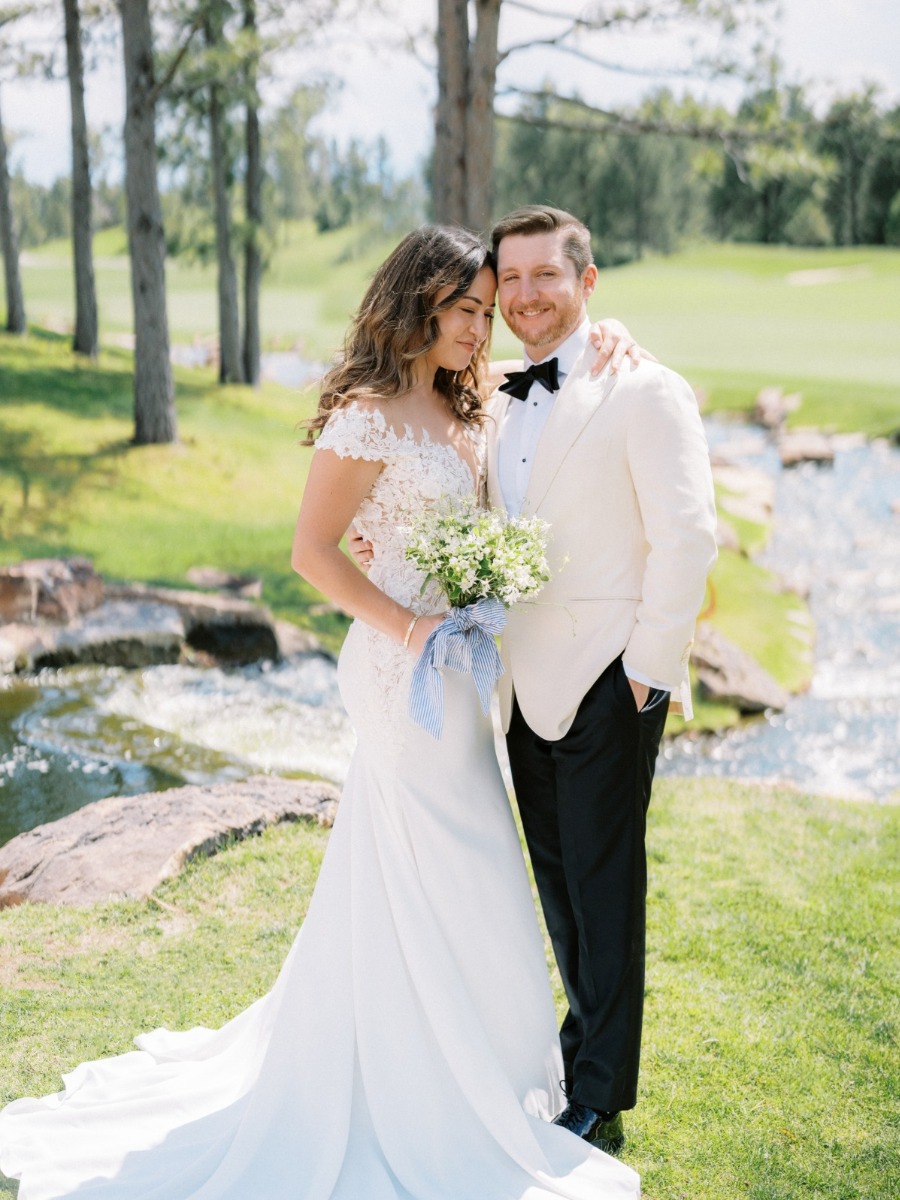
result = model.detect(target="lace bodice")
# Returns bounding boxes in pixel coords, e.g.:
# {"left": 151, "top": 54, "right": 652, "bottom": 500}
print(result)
{"left": 316, "top": 401, "right": 486, "bottom": 760}
{"left": 316, "top": 401, "right": 484, "bottom": 613}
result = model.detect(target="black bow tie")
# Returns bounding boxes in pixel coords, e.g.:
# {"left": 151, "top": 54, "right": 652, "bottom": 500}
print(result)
{"left": 498, "top": 357, "right": 560, "bottom": 401}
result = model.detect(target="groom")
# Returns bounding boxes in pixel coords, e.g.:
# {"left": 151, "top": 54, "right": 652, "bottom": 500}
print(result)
{"left": 487, "top": 206, "right": 717, "bottom": 1152}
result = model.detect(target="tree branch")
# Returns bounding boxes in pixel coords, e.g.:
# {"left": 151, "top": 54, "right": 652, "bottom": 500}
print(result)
{"left": 500, "top": 88, "right": 801, "bottom": 147}
{"left": 498, "top": 1, "right": 766, "bottom": 68}
{"left": 501, "top": 37, "right": 720, "bottom": 78}
{"left": 500, "top": 0, "right": 668, "bottom": 57}
{"left": 146, "top": 10, "right": 205, "bottom": 108}
{"left": 502, "top": 0, "right": 662, "bottom": 29}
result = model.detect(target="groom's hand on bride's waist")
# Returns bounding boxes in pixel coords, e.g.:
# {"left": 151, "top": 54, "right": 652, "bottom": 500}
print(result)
{"left": 348, "top": 525, "right": 374, "bottom": 570}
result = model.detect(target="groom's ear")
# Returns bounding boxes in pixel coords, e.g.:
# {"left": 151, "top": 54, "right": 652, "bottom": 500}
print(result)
{"left": 582, "top": 264, "right": 598, "bottom": 299}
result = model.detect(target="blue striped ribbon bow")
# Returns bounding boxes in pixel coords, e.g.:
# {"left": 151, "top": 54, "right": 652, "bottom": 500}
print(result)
{"left": 408, "top": 598, "right": 507, "bottom": 739}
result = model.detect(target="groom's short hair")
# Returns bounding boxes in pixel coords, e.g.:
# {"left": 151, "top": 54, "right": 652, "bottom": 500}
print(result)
{"left": 490, "top": 206, "right": 594, "bottom": 278}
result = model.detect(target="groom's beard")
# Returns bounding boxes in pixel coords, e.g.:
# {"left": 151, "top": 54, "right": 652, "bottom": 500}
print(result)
{"left": 502, "top": 289, "right": 584, "bottom": 356}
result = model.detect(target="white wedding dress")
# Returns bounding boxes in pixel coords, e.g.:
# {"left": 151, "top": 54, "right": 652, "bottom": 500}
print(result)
{"left": 0, "top": 403, "right": 640, "bottom": 1199}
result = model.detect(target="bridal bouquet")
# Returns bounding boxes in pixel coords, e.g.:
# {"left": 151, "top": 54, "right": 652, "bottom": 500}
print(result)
{"left": 405, "top": 500, "right": 551, "bottom": 609}
{"left": 404, "top": 499, "right": 550, "bottom": 738}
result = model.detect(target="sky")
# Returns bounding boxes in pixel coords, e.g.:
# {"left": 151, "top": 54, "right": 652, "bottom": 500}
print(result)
{"left": 3, "top": 0, "right": 899, "bottom": 187}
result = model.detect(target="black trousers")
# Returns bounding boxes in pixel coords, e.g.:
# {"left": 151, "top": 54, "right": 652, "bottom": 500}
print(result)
{"left": 506, "top": 655, "right": 669, "bottom": 1114}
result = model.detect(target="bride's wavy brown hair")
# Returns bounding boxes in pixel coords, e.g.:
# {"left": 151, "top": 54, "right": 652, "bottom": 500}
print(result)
{"left": 303, "top": 225, "right": 495, "bottom": 443}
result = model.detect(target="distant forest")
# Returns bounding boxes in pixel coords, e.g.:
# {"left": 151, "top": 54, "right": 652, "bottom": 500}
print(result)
{"left": 13, "top": 82, "right": 900, "bottom": 267}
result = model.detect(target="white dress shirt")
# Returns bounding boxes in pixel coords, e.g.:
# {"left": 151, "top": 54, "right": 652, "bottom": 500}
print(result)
{"left": 497, "top": 318, "right": 590, "bottom": 519}
{"left": 496, "top": 319, "right": 669, "bottom": 696}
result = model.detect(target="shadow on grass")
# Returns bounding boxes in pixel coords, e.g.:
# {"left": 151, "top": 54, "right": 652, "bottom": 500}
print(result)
{"left": 0, "top": 350, "right": 133, "bottom": 422}
{"left": 0, "top": 329, "right": 214, "bottom": 422}
{"left": 0, "top": 423, "right": 133, "bottom": 546}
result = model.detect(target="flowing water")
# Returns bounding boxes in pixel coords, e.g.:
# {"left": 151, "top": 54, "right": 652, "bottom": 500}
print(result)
{"left": 1, "top": 420, "right": 898, "bottom": 848}
{"left": 0, "top": 656, "right": 353, "bottom": 849}
{"left": 658, "top": 424, "right": 900, "bottom": 801}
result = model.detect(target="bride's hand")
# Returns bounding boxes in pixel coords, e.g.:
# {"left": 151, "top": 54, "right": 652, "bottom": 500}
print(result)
{"left": 588, "top": 318, "right": 656, "bottom": 377}
{"left": 407, "top": 613, "right": 447, "bottom": 657}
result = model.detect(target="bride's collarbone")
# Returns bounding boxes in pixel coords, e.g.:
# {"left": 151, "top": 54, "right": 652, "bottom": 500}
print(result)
{"left": 379, "top": 398, "right": 476, "bottom": 456}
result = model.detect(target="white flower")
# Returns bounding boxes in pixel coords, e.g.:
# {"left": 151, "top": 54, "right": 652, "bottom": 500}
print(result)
{"left": 405, "top": 495, "right": 550, "bottom": 610}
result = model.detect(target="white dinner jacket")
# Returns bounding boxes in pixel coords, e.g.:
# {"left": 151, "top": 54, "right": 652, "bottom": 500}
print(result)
{"left": 486, "top": 345, "right": 718, "bottom": 740}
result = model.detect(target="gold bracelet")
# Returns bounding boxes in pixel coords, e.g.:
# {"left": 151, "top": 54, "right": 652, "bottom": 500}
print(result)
{"left": 402, "top": 614, "right": 420, "bottom": 649}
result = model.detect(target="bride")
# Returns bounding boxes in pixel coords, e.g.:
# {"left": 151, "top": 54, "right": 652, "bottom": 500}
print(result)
{"left": 0, "top": 225, "right": 641, "bottom": 1199}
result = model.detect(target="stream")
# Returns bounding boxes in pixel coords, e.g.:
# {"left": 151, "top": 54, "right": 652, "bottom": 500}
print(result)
{"left": 659, "top": 423, "right": 899, "bottom": 801}
{"left": 1, "top": 418, "right": 898, "bottom": 848}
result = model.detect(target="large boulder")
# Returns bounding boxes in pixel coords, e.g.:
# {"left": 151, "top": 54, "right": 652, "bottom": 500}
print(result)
{"left": 1, "top": 581, "right": 321, "bottom": 673}
{"left": 0, "top": 622, "right": 56, "bottom": 673}
{"left": 778, "top": 429, "right": 835, "bottom": 467}
{"left": 185, "top": 565, "right": 263, "bottom": 599}
{"left": 0, "top": 557, "right": 103, "bottom": 623}
{"left": 712, "top": 462, "right": 776, "bottom": 528}
{"left": 274, "top": 618, "right": 329, "bottom": 659}
{"left": 31, "top": 599, "right": 186, "bottom": 669}
{"left": 0, "top": 775, "right": 340, "bottom": 908}
{"left": 754, "top": 386, "right": 801, "bottom": 430}
{"left": 692, "top": 622, "right": 790, "bottom": 714}
{"left": 107, "top": 583, "right": 280, "bottom": 664}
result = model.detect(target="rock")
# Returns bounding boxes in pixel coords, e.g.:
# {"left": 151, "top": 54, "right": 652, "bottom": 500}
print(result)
{"left": 0, "top": 622, "right": 56, "bottom": 673}
{"left": 778, "top": 429, "right": 835, "bottom": 467}
{"left": 754, "top": 387, "right": 801, "bottom": 430}
{"left": 185, "top": 566, "right": 263, "bottom": 599}
{"left": 307, "top": 600, "right": 342, "bottom": 618}
{"left": 107, "top": 583, "right": 280, "bottom": 664}
{"left": 692, "top": 622, "right": 790, "bottom": 713}
{"left": 0, "top": 557, "right": 103, "bottom": 624}
{"left": 715, "top": 517, "right": 741, "bottom": 552}
{"left": 777, "top": 570, "right": 812, "bottom": 601}
{"left": 0, "top": 578, "right": 284, "bottom": 673}
{"left": 713, "top": 462, "right": 776, "bottom": 527}
{"left": 0, "top": 775, "right": 341, "bottom": 908}
{"left": 274, "top": 619, "right": 329, "bottom": 659}
{"left": 31, "top": 600, "right": 186, "bottom": 669}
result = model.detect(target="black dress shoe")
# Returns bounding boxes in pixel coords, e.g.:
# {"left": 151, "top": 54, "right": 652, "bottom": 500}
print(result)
{"left": 552, "top": 1102, "right": 625, "bottom": 1154}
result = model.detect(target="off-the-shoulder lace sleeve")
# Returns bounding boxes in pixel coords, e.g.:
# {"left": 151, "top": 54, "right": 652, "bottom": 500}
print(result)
{"left": 316, "top": 402, "right": 396, "bottom": 462}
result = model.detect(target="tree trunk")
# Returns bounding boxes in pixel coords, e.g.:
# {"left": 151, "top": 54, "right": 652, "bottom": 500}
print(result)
{"left": 433, "top": 0, "right": 468, "bottom": 225}
{"left": 119, "top": 0, "right": 177, "bottom": 444}
{"left": 64, "top": 0, "right": 99, "bottom": 358}
{"left": 204, "top": 5, "right": 243, "bottom": 385}
{"left": 242, "top": 0, "right": 261, "bottom": 387}
{"left": 0, "top": 85, "right": 26, "bottom": 334}
{"left": 464, "top": 0, "right": 501, "bottom": 232}
{"left": 209, "top": 81, "right": 243, "bottom": 383}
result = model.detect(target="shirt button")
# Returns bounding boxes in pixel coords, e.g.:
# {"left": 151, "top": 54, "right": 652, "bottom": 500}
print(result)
{"left": 521, "top": 457, "right": 526, "bottom": 463}
{"left": 533, "top": 401, "right": 537, "bottom": 406}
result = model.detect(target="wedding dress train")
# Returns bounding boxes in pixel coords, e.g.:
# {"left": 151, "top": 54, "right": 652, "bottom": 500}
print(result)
{"left": 0, "top": 404, "right": 640, "bottom": 1199}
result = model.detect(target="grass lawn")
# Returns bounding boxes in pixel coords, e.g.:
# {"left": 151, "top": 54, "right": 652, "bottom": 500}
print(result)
{"left": 595, "top": 243, "right": 900, "bottom": 438}
{"left": 21, "top": 229, "right": 900, "bottom": 437}
{"left": 23, "top": 223, "right": 399, "bottom": 364}
{"left": 0, "top": 777, "right": 896, "bottom": 1199}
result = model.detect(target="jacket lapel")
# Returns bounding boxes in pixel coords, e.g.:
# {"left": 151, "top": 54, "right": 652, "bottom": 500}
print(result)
{"left": 485, "top": 392, "right": 510, "bottom": 513}
{"left": 522, "top": 351, "right": 619, "bottom": 516}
